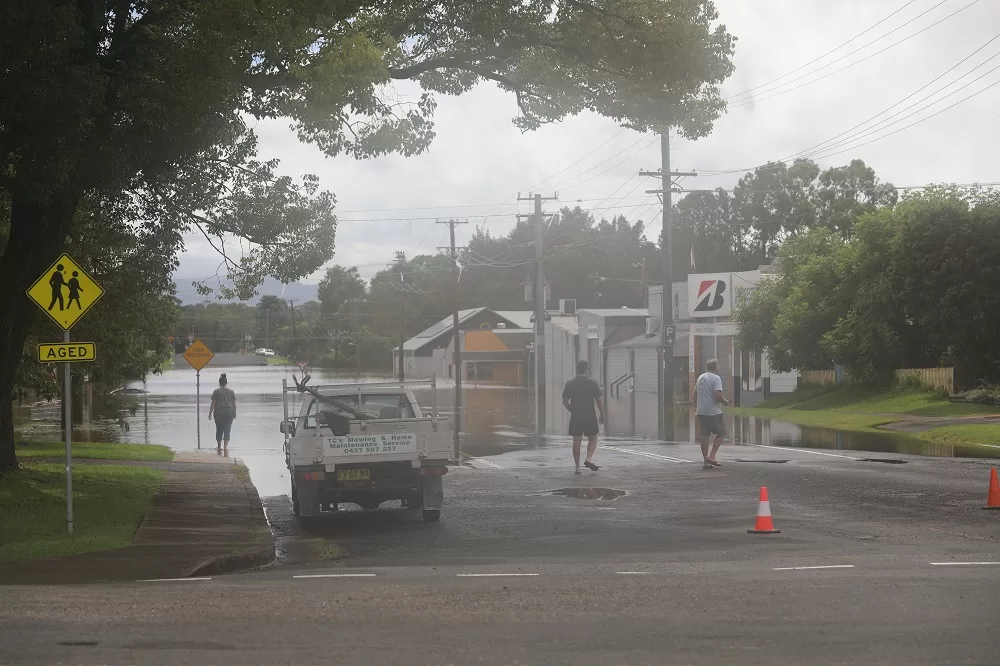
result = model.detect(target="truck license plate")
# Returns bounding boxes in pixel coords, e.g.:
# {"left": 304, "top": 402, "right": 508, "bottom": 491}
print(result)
{"left": 337, "top": 469, "right": 370, "bottom": 482}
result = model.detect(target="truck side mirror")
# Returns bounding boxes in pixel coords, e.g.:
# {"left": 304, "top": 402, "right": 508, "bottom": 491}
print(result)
{"left": 280, "top": 420, "right": 296, "bottom": 436}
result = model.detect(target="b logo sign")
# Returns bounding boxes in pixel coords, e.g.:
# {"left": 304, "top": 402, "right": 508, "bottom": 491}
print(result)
{"left": 688, "top": 274, "right": 732, "bottom": 318}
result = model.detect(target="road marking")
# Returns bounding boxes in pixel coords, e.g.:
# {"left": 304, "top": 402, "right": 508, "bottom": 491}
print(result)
{"left": 293, "top": 573, "right": 377, "bottom": 579}
{"left": 470, "top": 457, "right": 505, "bottom": 469}
{"left": 141, "top": 577, "right": 212, "bottom": 582}
{"left": 752, "top": 444, "right": 859, "bottom": 460}
{"left": 616, "top": 571, "right": 650, "bottom": 575}
{"left": 773, "top": 565, "right": 855, "bottom": 571}
{"left": 601, "top": 446, "right": 692, "bottom": 463}
{"left": 930, "top": 561, "right": 1000, "bottom": 567}
{"left": 455, "top": 573, "right": 540, "bottom": 577}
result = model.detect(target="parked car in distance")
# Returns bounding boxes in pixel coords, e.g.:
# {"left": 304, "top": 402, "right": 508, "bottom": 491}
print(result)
{"left": 255, "top": 348, "right": 276, "bottom": 357}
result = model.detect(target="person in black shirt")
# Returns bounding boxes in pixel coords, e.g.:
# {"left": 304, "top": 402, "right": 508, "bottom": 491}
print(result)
{"left": 562, "top": 360, "right": 606, "bottom": 474}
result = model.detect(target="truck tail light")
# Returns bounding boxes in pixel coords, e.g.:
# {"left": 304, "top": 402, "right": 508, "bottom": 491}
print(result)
{"left": 421, "top": 466, "right": 448, "bottom": 476}
{"left": 302, "top": 471, "right": 325, "bottom": 481}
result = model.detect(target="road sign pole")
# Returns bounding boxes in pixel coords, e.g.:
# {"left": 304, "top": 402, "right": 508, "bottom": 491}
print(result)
{"left": 63, "top": 329, "right": 73, "bottom": 536}
{"left": 196, "top": 370, "right": 201, "bottom": 450}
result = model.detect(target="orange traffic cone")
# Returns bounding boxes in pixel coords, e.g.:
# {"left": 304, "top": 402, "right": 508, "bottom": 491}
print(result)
{"left": 748, "top": 486, "right": 781, "bottom": 533}
{"left": 983, "top": 467, "right": 1000, "bottom": 510}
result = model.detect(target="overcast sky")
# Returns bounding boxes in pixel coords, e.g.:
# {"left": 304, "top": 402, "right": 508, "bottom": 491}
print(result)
{"left": 174, "top": 0, "right": 1000, "bottom": 293}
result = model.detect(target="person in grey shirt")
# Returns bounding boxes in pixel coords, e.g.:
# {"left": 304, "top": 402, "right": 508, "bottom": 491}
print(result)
{"left": 208, "top": 373, "right": 237, "bottom": 454}
{"left": 695, "top": 359, "right": 730, "bottom": 469}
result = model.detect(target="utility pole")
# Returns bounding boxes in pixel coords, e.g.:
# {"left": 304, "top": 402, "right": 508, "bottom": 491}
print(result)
{"left": 518, "top": 192, "right": 558, "bottom": 444}
{"left": 287, "top": 299, "right": 297, "bottom": 361}
{"left": 354, "top": 299, "right": 361, "bottom": 378}
{"left": 641, "top": 130, "right": 697, "bottom": 441}
{"left": 399, "top": 295, "right": 405, "bottom": 382}
{"left": 437, "top": 219, "right": 468, "bottom": 457}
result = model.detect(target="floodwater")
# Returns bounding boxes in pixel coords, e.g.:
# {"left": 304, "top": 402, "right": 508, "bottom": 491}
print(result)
{"left": 15, "top": 365, "right": 1000, "bottom": 497}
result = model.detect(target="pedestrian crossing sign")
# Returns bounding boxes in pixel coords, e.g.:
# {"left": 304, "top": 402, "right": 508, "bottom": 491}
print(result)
{"left": 26, "top": 254, "right": 105, "bottom": 330}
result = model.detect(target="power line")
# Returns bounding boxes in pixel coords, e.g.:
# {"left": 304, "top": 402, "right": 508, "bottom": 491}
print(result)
{"left": 724, "top": 0, "right": 923, "bottom": 102}
{"left": 728, "top": 0, "right": 970, "bottom": 107}
{"left": 782, "top": 30, "right": 1000, "bottom": 160}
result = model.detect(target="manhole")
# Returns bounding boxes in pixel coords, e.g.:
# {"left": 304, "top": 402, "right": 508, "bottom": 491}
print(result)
{"left": 546, "top": 488, "right": 627, "bottom": 500}
{"left": 858, "top": 458, "right": 908, "bottom": 464}
{"left": 58, "top": 641, "right": 99, "bottom": 647}
{"left": 734, "top": 459, "right": 790, "bottom": 464}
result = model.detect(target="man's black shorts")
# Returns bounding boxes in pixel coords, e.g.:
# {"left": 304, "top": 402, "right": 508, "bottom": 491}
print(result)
{"left": 697, "top": 414, "right": 726, "bottom": 437}
{"left": 569, "top": 414, "right": 600, "bottom": 438}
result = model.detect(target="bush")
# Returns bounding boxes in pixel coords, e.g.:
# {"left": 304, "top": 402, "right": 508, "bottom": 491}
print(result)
{"left": 963, "top": 385, "right": 1000, "bottom": 405}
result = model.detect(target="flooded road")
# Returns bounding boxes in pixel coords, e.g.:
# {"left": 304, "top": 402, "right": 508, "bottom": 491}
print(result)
{"left": 15, "top": 365, "right": 1000, "bottom": 497}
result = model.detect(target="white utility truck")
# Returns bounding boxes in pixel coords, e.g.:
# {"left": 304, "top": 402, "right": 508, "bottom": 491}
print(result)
{"left": 280, "top": 375, "right": 454, "bottom": 522}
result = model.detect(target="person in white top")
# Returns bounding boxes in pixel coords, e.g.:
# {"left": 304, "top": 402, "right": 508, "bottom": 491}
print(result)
{"left": 694, "top": 359, "right": 730, "bottom": 469}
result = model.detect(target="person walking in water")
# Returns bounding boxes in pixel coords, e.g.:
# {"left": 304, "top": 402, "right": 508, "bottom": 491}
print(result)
{"left": 66, "top": 271, "right": 83, "bottom": 310}
{"left": 695, "top": 359, "right": 731, "bottom": 469}
{"left": 47, "top": 264, "right": 66, "bottom": 311}
{"left": 208, "top": 373, "right": 237, "bottom": 454}
{"left": 562, "top": 360, "right": 606, "bottom": 475}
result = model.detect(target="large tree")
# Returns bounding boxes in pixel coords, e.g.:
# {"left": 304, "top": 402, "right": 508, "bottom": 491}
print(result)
{"left": 735, "top": 187, "right": 1000, "bottom": 385}
{"left": 0, "top": 0, "right": 735, "bottom": 471}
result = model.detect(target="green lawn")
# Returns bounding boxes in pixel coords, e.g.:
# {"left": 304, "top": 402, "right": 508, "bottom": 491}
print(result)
{"left": 16, "top": 441, "right": 174, "bottom": 462}
{"left": 733, "top": 386, "right": 1000, "bottom": 434}
{"left": 0, "top": 462, "right": 164, "bottom": 561}
{"left": 917, "top": 424, "right": 1000, "bottom": 448}
{"left": 265, "top": 356, "right": 291, "bottom": 365}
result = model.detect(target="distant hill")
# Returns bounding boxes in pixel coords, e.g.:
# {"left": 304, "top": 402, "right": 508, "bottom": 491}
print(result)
{"left": 174, "top": 276, "right": 318, "bottom": 305}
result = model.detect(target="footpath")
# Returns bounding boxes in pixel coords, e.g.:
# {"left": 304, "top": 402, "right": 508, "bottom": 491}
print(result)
{"left": 0, "top": 453, "right": 274, "bottom": 585}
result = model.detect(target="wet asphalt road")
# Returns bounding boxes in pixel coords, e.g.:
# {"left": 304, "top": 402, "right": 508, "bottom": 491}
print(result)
{"left": 5, "top": 439, "right": 999, "bottom": 665}
{"left": 10, "top": 365, "right": 1000, "bottom": 665}
{"left": 3, "top": 566, "right": 998, "bottom": 665}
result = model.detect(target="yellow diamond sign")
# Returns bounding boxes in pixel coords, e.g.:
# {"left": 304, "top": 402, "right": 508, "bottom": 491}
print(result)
{"left": 183, "top": 339, "right": 215, "bottom": 372}
{"left": 27, "top": 254, "right": 105, "bottom": 330}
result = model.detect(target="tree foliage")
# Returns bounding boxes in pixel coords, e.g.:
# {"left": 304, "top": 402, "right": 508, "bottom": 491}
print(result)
{"left": 735, "top": 188, "right": 1000, "bottom": 385}
{"left": 0, "top": 0, "right": 738, "bottom": 471}
{"left": 668, "top": 158, "right": 897, "bottom": 276}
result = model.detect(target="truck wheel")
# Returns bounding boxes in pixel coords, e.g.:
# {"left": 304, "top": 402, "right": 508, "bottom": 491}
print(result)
{"left": 422, "top": 509, "right": 441, "bottom": 522}
{"left": 291, "top": 484, "right": 300, "bottom": 516}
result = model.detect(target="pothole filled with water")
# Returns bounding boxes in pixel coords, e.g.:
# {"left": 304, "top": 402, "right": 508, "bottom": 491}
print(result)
{"left": 734, "top": 459, "right": 790, "bottom": 464}
{"left": 545, "top": 488, "right": 628, "bottom": 500}
{"left": 858, "top": 458, "right": 908, "bottom": 464}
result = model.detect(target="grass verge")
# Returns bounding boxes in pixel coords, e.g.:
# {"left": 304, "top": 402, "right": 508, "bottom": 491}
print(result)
{"left": 916, "top": 424, "right": 1000, "bottom": 448}
{"left": 265, "top": 356, "right": 291, "bottom": 365}
{"left": 733, "top": 386, "right": 1000, "bottom": 433}
{"left": 0, "top": 462, "right": 163, "bottom": 561}
{"left": 16, "top": 441, "right": 174, "bottom": 462}
{"left": 728, "top": 406, "right": 893, "bottom": 433}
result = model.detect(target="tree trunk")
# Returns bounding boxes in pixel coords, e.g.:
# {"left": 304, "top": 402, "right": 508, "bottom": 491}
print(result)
{"left": 0, "top": 193, "right": 79, "bottom": 474}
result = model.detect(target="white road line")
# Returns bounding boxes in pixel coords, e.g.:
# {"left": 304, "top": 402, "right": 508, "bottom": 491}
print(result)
{"left": 470, "top": 457, "right": 505, "bottom": 469}
{"left": 293, "top": 573, "right": 377, "bottom": 579}
{"left": 930, "top": 561, "right": 1000, "bottom": 567}
{"left": 455, "top": 573, "right": 540, "bottom": 577}
{"left": 752, "top": 444, "right": 859, "bottom": 460}
{"left": 141, "top": 577, "right": 213, "bottom": 582}
{"left": 601, "top": 446, "right": 692, "bottom": 463}
{"left": 616, "top": 571, "right": 651, "bottom": 575}
{"left": 773, "top": 565, "right": 856, "bottom": 571}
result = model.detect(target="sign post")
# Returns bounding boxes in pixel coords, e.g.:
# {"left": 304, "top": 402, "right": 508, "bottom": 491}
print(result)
{"left": 182, "top": 339, "right": 215, "bottom": 449}
{"left": 27, "top": 253, "right": 104, "bottom": 536}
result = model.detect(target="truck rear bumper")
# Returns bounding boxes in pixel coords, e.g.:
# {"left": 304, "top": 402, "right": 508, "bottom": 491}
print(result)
{"left": 293, "top": 461, "right": 448, "bottom": 515}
